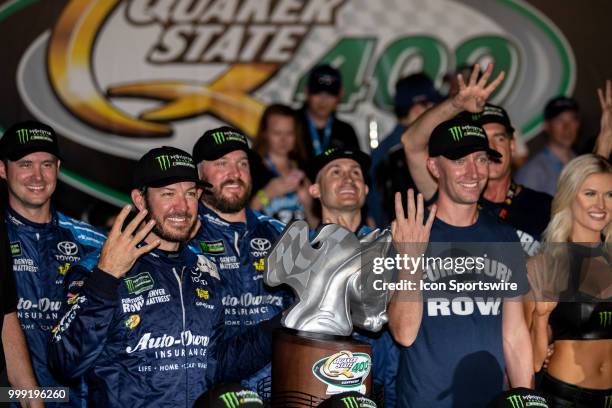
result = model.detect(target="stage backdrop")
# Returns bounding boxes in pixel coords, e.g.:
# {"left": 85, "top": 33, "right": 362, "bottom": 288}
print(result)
{"left": 0, "top": 0, "right": 606, "bottom": 209}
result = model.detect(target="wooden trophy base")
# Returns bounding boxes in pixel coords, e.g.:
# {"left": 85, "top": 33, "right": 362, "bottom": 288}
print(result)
{"left": 271, "top": 328, "right": 372, "bottom": 407}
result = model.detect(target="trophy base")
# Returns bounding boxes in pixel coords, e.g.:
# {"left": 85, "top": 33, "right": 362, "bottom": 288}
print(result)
{"left": 271, "top": 328, "right": 372, "bottom": 407}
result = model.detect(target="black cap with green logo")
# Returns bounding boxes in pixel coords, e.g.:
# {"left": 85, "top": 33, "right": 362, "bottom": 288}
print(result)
{"left": 193, "top": 383, "right": 263, "bottom": 408}
{"left": 0, "top": 120, "right": 61, "bottom": 161}
{"left": 469, "top": 104, "right": 515, "bottom": 134}
{"left": 428, "top": 117, "right": 502, "bottom": 160}
{"left": 193, "top": 126, "right": 253, "bottom": 164}
{"left": 307, "top": 147, "right": 371, "bottom": 183}
{"left": 133, "top": 146, "right": 205, "bottom": 189}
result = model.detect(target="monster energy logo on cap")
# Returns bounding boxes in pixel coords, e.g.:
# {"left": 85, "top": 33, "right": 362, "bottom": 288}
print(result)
{"left": 156, "top": 155, "right": 171, "bottom": 170}
{"left": 218, "top": 392, "right": 240, "bottom": 408}
{"left": 324, "top": 148, "right": 336, "bottom": 156}
{"left": 601, "top": 311, "right": 612, "bottom": 328}
{"left": 506, "top": 395, "right": 524, "bottom": 408}
{"left": 17, "top": 129, "right": 30, "bottom": 143}
{"left": 449, "top": 126, "right": 464, "bottom": 141}
{"left": 605, "top": 395, "right": 612, "bottom": 408}
{"left": 212, "top": 131, "right": 226, "bottom": 144}
{"left": 341, "top": 396, "right": 359, "bottom": 408}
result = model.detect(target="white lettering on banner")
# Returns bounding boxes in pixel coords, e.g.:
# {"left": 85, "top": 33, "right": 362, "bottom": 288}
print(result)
{"left": 126, "top": 0, "right": 342, "bottom": 25}
{"left": 427, "top": 297, "right": 502, "bottom": 317}
{"left": 126, "top": 330, "right": 210, "bottom": 353}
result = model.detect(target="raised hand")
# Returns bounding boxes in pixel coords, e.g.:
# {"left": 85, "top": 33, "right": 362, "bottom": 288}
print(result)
{"left": 97, "top": 205, "right": 160, "bottom": 278}
{"left": 391, "top": 189, "right": 436, "bottom": 265}
{"left": 595, "top": 79, "right": 612, "bottom": 157}
{"left": 451, "top": 63, "right": 505, "bottom": 113}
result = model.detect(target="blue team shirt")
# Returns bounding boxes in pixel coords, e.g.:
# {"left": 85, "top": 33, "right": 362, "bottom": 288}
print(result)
{"left": 396, "top": 211, "right": 527, "bottom": 408}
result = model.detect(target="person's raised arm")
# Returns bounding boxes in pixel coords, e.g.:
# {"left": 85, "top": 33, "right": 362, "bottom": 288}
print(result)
{"left": 594, "top": 79, "right": 612, "bottom": 158}
{"left": 402, "top": 64, "right": 505, "bottom": 200}
{"left": 48, "top": 207, "right": 159, "bottom": 381}
{"left": 387, "top": 189, "right": 435, "bottom": 346}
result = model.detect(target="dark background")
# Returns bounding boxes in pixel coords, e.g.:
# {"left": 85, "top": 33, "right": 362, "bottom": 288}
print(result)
{"left": 1, "top": 0, "right": 610, "bottom": 220}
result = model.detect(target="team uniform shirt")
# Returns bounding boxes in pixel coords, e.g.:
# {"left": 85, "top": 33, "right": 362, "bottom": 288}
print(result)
{"left": 479, "top": 182, "right": 552, "bottom": 256}
{"left": 48, "top": 246, "right": 274, "bottom": 408}
{"left": 396, "top": 211, "right": 528, "bottom": 408}
{"left": 4, "top": 207, "right": 105, "bottom": 407}
{"left": 1, "top": 209, "right": 18, "bottom": 381}
{"left": 190, "top": 204, "right": 292, "bottom": 391}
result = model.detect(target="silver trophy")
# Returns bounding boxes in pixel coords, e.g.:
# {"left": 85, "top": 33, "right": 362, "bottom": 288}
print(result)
{"left": 264, "top": 220, "right": 393, "bottom": 336}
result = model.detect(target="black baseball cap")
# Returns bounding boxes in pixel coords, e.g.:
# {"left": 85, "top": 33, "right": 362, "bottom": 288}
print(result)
{"left": 429, "top": 117, "right": 502, "bottom": 160}
{"left": 395, "top": 73, "right": 442, "bottom": 111}
{"left": 307, "top": 64, "right": 342, "bottom": 96}
{"left": 0, "top": 120, "right": 61, "bottom": 161}
{"left": 133, "top": 146, "right": 202, "bottom": 189}
{"left": 193, "top": 383, "right": 263, "bottom": 408}
{"left": 544, "top": 96, "right": 579, "bottom": 120}
{"left": 193, "top": 126, "right": 252, "bottom": 164}
{"left": 307, "top": 147, "right": 371, "bottom": 183}
{"left": 318, "top": 392, "right": 377, "bottom": 408}
{"left": 470, "top": 104, "right": 515, "bottom": 134}
{"left": 487, "top": 387, "right": 549, "bottom": 408}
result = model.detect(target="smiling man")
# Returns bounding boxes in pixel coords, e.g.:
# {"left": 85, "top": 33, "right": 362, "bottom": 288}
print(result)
{"left": 191, "top": 126, "right": 292, "bottom": 391}
{"left": 402, "top": 67, "right": 552, "bottom": 257}
{"left": 48, "top": 146, "right": 276, "bottom": 407}
{"left": 394, "top": 65, "right": 534, "bottom": 407}
{"left": 0, "top": 121, "right": 105, "bottom": 407}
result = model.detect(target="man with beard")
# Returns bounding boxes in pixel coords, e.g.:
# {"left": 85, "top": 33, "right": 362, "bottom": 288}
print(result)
{"left": 48, "top": 146, "right": 277, "bottom": 408}
{"left": 0, "top": 120, "right": 105, "bottom": 407}
{"left": 402, "top": 67, "right": 552, "bottom": 256}
{"left": 191, "top": 127, "right": 292, "bottom": 392}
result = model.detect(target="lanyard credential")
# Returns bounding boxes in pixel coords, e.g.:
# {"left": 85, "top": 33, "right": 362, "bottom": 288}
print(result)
{"left": 307, "top": 114, "right": 333, "bottom": 155}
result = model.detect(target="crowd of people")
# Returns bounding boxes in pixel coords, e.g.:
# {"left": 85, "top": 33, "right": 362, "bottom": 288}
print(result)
{"left": 0, "top": 62, "right": 610, "bottom": 408}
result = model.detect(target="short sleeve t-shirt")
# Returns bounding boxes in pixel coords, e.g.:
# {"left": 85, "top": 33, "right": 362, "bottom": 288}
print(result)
{"left": 479, "top": 184, "right": 552, "bottom": 256}
{"left": 396, "top": 210, "right": 528, "bottom": 408}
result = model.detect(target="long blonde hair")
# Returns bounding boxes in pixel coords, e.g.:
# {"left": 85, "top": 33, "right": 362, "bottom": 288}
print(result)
{"left": 543, "top": 154, "right": 612, "bottom": 244}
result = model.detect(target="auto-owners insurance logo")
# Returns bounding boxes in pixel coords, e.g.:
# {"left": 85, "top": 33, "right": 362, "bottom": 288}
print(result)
{"left": 13, "top": 0, "right": 574, "bottom": 204}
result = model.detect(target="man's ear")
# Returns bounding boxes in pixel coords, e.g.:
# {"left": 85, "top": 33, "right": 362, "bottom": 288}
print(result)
{"left": 0, "top": 161, "right": 6, "bottom": 181}
{"left": 308, "top": 183, "right": 321, "bottom": 199}
{"left": 131, "top": 189, "right": 146, "bottom": 212}
{"left": 426, "top": 157, "right": 441, "bottom": 180}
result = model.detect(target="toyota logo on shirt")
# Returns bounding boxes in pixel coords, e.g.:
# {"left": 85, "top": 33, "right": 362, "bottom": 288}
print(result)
{"left": 250, "top": 238, "right": 271, "bottom": 257}
{"left": 57, "top": 241, "right": 78, "bottom": 256}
